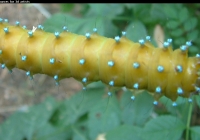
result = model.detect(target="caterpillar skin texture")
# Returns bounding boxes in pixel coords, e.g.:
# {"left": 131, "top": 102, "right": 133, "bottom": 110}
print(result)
{"left": 0, "top": 20, "right": 200, "bottom": 105}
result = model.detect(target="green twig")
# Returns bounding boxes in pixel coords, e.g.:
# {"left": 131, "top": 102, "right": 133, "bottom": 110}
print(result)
{"left": 186, "top": 102, "right": 193, "bottom": 140}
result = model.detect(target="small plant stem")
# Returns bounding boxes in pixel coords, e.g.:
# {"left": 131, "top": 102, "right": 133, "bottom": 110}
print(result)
{"left": 186, "top": 102, "right": 193, "bottom": 140}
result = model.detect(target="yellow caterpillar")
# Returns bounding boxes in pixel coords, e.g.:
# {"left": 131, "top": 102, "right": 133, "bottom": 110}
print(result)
{"left": 0, "top": 18, "right": 200, "bottom": 106}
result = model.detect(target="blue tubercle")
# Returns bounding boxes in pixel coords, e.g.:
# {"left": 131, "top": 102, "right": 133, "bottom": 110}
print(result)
{"left": 54, "top": 75, "right": 58, "bottom": 80}
{"left": 167, "top": 38, "right": 173, "bottom": 44}
{"left": 188, "top": 98, "right": 193, "bottom": 103}
{"left": 82, "top": 77, "right": 87, "bottom": 83}
{"left": 23, "top": 25, "right": 27, "bottom": 29}
{"left": 157, "top": 65, "right": 164, "bottom": 72}
{"left": 176, "top": 65, "right": 183, "bottom": 73}
{"left": 15, "top": 21, "right": 20, "bottom": 26}
{"left": 177, "top": 87, "right": 183, "bottom": 95}
{"left": 79, "top": 59, "right": 85, "bottom": 65}
{"left": 131, "top": 96, "right": 135, "bottom": 101}
{"left": 4, "top": 19, "right": 8, "bottom": 23}
{"left": 122, "top": 31, "right": 126, "bottom": 36}
{"left": 133, "top": 83, "right": 139, "bottom": 89}
{"left": 26, "top": 71, "right": 33, "bottom": 80}
{"left": 186, "top": 41, "right": 192, "bottom": 46}
{"left": 1, "top": 64, "right": 5, "bottom": 69}
{"left": 163, "top": 42, "right": 169, "bottom": 48}
{"left": 93, "top": 28, "right": 97, "bottom": 33}
{"left": 139, "top": 39, "right": 145, "bottom": 45}
{"left": 196, "top": 54, "right": 200, "bottom": 58}
{"left": 49, "top": 58, "right": 55, "bottom": 64}
{"left": 115, "top": 36, "right": 120, "bottom": 42}
{"left": 108, "top": 92, "right": 112, "bottom": 96}
{"left": 54, "top": 32, "right": 60, "bottom": 38}
{"left": 155, "top": 86, "right": 161, "bottom": 93}
{"left": 153, "top": 101, "right": 158, "bottom": 105}
{"left": 109, "top": 80, "right": 114, "bottom": 86}
{"left": 195, "top": 86, "right": 200, "bottom": 92}
{"left": 4, "top": 27, "right": 9, "bottom": 33}
{"left": 172, "top": 102, "right": 177, "bottom": 107}
{"left": 28, "top": 31, "right": 33, "bottom": 37}
{"left": 108, "top": 61, "right": 114, "bottom": 67}
{"left": 0, "top": 18, "right": 3, "bottom": 23}
{"left": 38, "top": 25, "right": 44, "bottom": 30}
{"left": 26, "top": 71, "right": 30, "bottom": 76}
{"left": 63, "top": 26, "right": 67, "bottom": 31}
{"left": 21, "top": 55, "right": 27, "bottom": 61}
{"left": 180, "top": 45, "right": 187, "bottom": 52}
{"left": 146, "top": 36, "right": 151, "bottom": 41}
{"left": 133, "top": 62, "right": 140, "bottom": 69}
{"left": 85, "top": 33, "right": 90, "bottom": 39}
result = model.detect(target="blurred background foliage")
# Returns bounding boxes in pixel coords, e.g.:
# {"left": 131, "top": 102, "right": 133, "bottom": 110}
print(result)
{"left": 0, "top": 3, "right": 200, "bottom": 140}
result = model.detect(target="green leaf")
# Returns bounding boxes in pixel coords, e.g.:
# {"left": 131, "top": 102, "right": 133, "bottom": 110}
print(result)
{"left": 186, "top": 30, "right": 199, "bottom": 41}
{"left": 60, "top": 4, "right": 75, "bottom": 12}
{"left": 184, "top": 17, "right": 198, "bottom": 32}
{"left": 34, "top": 123, "right": 71, "bottom": 140}
{"left": 131, "top": 4, "right": 151, "bottom": 20}
{"left": 195, "top": 95, "right": 200, "bottom": 108}
{"left": 85, "top": 81, "right": 105, "bottom": 89}
{"left": 86, "top": 4, "right": 124, "bottom": 17}
{"left": 0, "top": 97, "right": 57, "bottom": 140}
{"left": 150, "top": 4, "right": 167, "bottom": 21}
{"left": 43, "top": 13, "right": 87, "bottom": 34}
{"left": 77, "top": 88, "right": 107, "bottom": 118}
{"left": 43, "top": 13, "right": 118, "bottom": 38}
{"left": 131, "top": 4, "right": 150, "bottom": 14}
{"left": 143, "top": 115, "right": 185, "bottom": 140}
{"left": 0, "top": 115, "right": 24, "bottom": 140}
{"left": 52, "top": 88, "right": 105, "bottom": 127}
{"left": 72, "top": 126, "right": 88, "bottom": 140}
{"left": 174, "top": 37, "right": 186, "bottom": 48}
{"left": 166, "top": 20, "right": 181, "bottom": 30}
{"left": 126, "top": 20, "right": 147, "bottom": 42}
{"left": 87, "top": 94, "right": 121, "bottom": 140}
{"left": 170, "top": 28, "right": 184, "bottom": 37}
{"left": 105, "top": 125, "right": 144, "bottom": 140}
{"left": 159, "top": 96, "right": 192, "bottom": 123}
{"left": 91, "top": 17, "right": 118, "bottom": 37}
{"left": 120, "top": 91, "right": 154, "bottom": 126}
{"left": 188, "top": 45, "right": 199, "bottom": 55}
{"left": 124, "top": 3, "right": 138, "bottom": 9}
{"left": 163, "top": 4, "right": 179, "bottom": 19}
{"left": 190, "top": 126, "right": 200, "bottom": 140}
{"left": 179, "top": 7, "right": 189, "bottom": 23}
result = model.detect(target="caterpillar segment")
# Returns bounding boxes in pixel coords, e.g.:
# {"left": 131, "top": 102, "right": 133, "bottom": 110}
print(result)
{"left": 0, "top": 18, "right": 200, "bottom": 106}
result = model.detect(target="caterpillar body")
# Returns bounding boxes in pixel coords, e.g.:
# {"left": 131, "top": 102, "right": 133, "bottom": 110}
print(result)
{"left": 0, "top": 18, "right": 200, "bottom": 106}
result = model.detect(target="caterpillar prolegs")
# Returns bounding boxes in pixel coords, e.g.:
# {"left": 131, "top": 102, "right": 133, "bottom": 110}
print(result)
{"left": 0, "top": 18, "right": 200, "bottom": 106}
